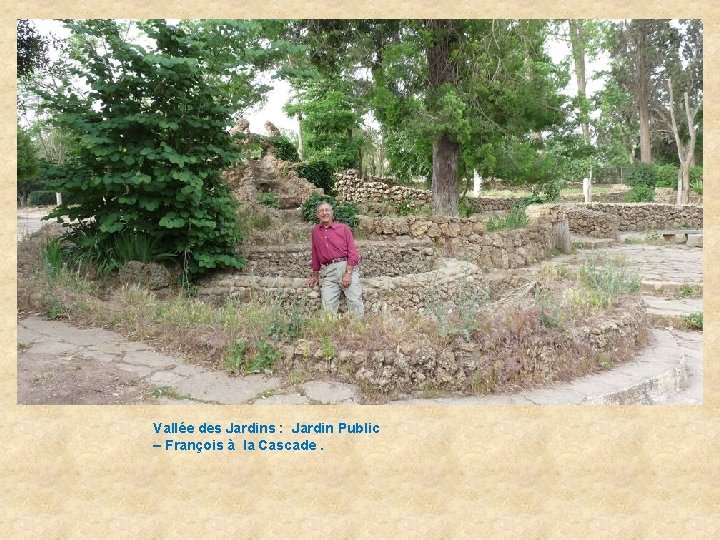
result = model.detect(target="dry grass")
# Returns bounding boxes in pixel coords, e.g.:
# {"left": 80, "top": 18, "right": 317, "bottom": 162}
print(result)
{"left": 18, "top": 226, "right": 650, "bottom": 399}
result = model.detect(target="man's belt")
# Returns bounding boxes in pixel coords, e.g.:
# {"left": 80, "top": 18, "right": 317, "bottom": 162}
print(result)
{"left": 323, "top": 257, "right": 347, "bottom": 266}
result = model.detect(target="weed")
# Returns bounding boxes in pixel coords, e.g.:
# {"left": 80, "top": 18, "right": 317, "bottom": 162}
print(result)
{"left": 577, "top": 255, "right": 641, "bottom": 308}
{"left": 288, "top": 368, "right": 311, "bottom": 385}
{"left": 43, "top": 294, "right": 68, "bottom": 320}
{"left": 42, "top": 238, "right": 66, "bottom": 278}
{"left": 245, "top": 341, "right": 283, "bottom": 373}
{"left": 256, "top": 389, "right": 277, "bottom": 399}
{"left": 17, "top": 342, "right": 30, "bottom": 351}
{"left": 259, "top": 192, "right": 280, "bottom": 208}
{"left": 674, "top": 283, "right": 701, "bottom": 299}
{"left": 224, "top": 340, "right": 247, "bottom": 374}
{"left": 486, "top": 206, "right": 529, "bottom": 232}
{"left": 148, "top": 386, "right": 189, "bottom": 400}
{"left": 681, "top": 312, "right": 703, "bottom": 330}
{"left": 320, "top": 335, "right": 335, "bottom": 361}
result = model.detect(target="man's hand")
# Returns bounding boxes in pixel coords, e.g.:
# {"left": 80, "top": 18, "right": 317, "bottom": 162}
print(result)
{"left": 307, "top": 275, "right": 319, "bottom": 288}
{"left": 341, "top": 272, "right": 352, "bottom": 288}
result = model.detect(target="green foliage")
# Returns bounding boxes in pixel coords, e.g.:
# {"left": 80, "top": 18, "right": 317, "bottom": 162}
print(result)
{"left": 224, "top": 340, "right": 248, "bottom": 374}
{"left": 624, "top": 162, "right": 658, "bottom": 188}
{"left": 655, "top": 163, "right": 678, "bottom": 188}
{"left": 42, "top": 238, "right": 66, "bottom": 277}
{"left": 259, "top": 192, "right": 280, "bottom": 208}
{"left": 486, "top": 206, "right": 530, "bottom": 232}
{"left": 285, "top": 79, "right": 365, "bottom": 171}
{"left": 681, "top": 312, "right": 703, "bottom": 330}
{"left": 268, "top": 134, "right": 299, "bottom": 162}
{"left": 690, "top": 166, "right": 703, "bottom": 194}
{"left": 38, "top": 20, "right": 245, "bottom": 279}
{"left": 109, "top": 231, "right": 175, "bottom": 264}
{"left": 300, "top": 192, "right": 358, "bottom": 229}
{"left": 297, "top": 158, "right": 336, "bottom": 195}
{"left": 17, "top": 125, "right": 41, "bottom": 205}
{"left": 28, "top": 190, "right": 57, "bottom": 206}
{"left": 625, "top": 186, "right": 655, "bottom": 203}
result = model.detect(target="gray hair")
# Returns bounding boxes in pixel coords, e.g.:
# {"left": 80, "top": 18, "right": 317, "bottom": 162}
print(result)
{"left": 316, "top": 202, "right": 334, "bottom": 211}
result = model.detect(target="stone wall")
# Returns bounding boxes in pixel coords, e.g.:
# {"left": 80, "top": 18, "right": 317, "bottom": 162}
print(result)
{"left": 335, "top": 173, "right": 431, "bottom": 208}
{"left": 356, "top": 216, "right": 551, "bottom": 268}
{"left": 334, "top": 172, "right": 639, "bottom": 211}
{"left": 238, "top": 239, "right": 437, "bottom": 278}
{"left": 197, "top": 259, "right": 484, "bottom": 315}
{"left": 538, "top": 203, "right": 702, "bottom": 232}
{"left": 565, "top": 207, "right": 619, "bottom": 239}
{"left": 285, "top": 299, "right": 647, "bottom": 396}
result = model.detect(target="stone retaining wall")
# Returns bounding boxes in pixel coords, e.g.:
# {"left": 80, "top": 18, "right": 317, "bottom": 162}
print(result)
{"left": 285, "top": 299, "right": 647, "bottom": 396}
{"left": 239, "top": 239, "right": 437, "bottom": 278}
{"left": 197, "top": 259, "right": 484, "bottom": 315}
{"left": 565, "top": 207, "right": 619, "bottom": 239}
{"left": 335, "top": 174, "right": 431, "bottom": 208}
{"left": 539, "top": 203, "right": 702, "bottom": 232}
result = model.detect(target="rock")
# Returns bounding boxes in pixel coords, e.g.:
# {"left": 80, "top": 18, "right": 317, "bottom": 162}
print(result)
{"left": 118, "top": 261, "right": 173, "bottom": 290}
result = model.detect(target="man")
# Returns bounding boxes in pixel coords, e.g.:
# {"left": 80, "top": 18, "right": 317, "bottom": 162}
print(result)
{"left": 307, "top": 202, "right": 364, "bottom": 316}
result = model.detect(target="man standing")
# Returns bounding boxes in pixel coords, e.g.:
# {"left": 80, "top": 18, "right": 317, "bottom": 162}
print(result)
{"left": 307, "top": 202, "right": 364, "bottom": 316}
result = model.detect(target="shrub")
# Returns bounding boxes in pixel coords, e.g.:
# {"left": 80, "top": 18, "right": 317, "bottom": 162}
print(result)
{"left": 655, "top": 163, "right": 678, "bottom": 188}
{"left": 625, "top": 162, "right": 658, "bottom": 188}
{"left": 28, "top": 190, "right": 57, "bottom": 206}
{"left": 259, "top": 191, "right": 279, "bottom": 208}
{"left": 625, "top": 186, "right": 655, "bottom": 202}
{"left": 300, "top": 192, "right": 358, "bottom": 229}
{"left": 268, "top": 134, "right": 299, "bottom": 162}
{"left": 38, "top": 20, "right": 244, "bottom": 280}
{"left": 297, "top": 158, "right": 336, "bottom": 196}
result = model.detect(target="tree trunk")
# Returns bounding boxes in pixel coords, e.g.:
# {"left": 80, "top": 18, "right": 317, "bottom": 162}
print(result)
{"left": 632, "top": 24, "right": 652, "bottom": 163}
{"left": 431, "top": 134, "right": 460, "bottom": 216}
{"left": 552, "top": 220, "right": 572, "bottom": 254}
{"left": 569, "top": 20, "right": 591, "bottom": 144}
{"left": 424, "top": 19, "right": 461, "bottom": 216}
{"left": 297, "top": 112, "right": 304, "bottom": 160}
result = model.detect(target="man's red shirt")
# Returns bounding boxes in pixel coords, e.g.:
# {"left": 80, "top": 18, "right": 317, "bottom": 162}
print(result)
{"left": 310, "top": 221, "right": 360, "bottom": 272}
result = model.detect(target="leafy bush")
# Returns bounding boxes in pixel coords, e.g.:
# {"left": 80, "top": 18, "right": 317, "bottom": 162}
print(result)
{"left": 458, "top": 197, "right": 475, "bottom": 218}
{"left": 297, "top": 158, "right": 336, "bottom": 196}
{"left": 624, "top": 162, "right": 658, "bottom": 188}
{"left": 268, "top": 134, "right": 299, "bottom": 162}
{"left": 300, "top": 192, "right": 358, "bottom": 229}
{"left": 625, "top": 186, "right": 655, "bottom": 203}
{"left": 28, "top": 190, "right": 57, "bottom": 206}
{"left": 655, "top": 163, "right": 678, "bottom": 188}
{"left": 259, "top": 191, "right": 279, "bottom": 208}
{"left": 38, "top": 20, "right": 244, "bottom": 280}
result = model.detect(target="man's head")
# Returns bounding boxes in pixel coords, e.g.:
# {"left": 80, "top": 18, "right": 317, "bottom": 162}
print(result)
{"left": 316, "top": 202, "right": 334, "bottom": 226}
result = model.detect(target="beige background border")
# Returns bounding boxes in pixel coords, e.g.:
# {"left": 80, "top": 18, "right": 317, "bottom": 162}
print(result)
{"left": 4, "top": 2, "right": 718, "bottom": 537}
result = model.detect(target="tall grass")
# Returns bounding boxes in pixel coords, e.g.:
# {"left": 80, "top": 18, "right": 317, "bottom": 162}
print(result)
{"left": 576, "top": 255, "right": 641, "bottom": 308}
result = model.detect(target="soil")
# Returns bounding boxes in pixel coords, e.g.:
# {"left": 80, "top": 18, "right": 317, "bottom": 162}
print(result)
{"left": 17, "top": 348, "right": 154, "bottom": 405}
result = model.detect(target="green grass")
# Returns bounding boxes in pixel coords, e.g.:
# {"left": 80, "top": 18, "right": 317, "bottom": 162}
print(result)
{"left": 485, "top": 206, "right": 529, "bottom": 232}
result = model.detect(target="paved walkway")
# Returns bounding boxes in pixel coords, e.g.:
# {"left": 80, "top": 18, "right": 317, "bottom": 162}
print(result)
{"left": 17, "top": 233, "right": 703, "bottom": 405}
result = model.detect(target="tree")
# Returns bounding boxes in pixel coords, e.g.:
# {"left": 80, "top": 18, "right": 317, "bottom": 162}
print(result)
{"left": 37, "top": 20, "right": 248, "bottom": 278}
{"left": 17, "top": 125, "right": 39, "bottom": 206}
{"left": 651, "top": 20, "right": 702, "bottom": 204}
{"left": 285, "top": 79, "right": 366, "bottom": 171}
{"left": 17, "top": 19, "right": 48, "bottom": 78}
